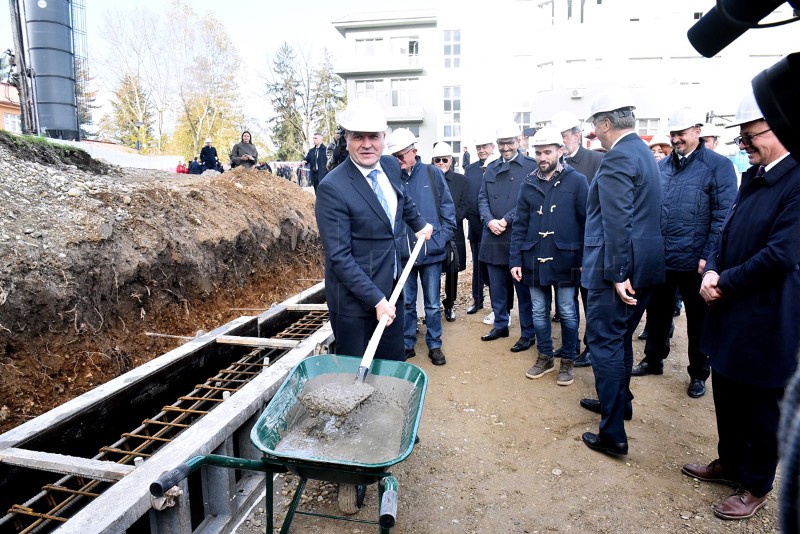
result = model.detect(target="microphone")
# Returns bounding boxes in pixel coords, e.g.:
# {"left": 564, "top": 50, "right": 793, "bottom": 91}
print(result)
{"left": 687, "top": 0, "right": 786, "bottom": 58}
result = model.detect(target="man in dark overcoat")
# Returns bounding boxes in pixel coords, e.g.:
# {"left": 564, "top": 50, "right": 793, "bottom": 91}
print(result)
{"left": 683, "top": 91, "right": 800, "bottom": 521}
{"left": 478, "top": 123, "right": 537, "bottom": 352}
{"left": 303, "top": 132, "right": 329, "bottom": 191}
{"left": 315, "top": 98, "right": 432, "bottom": 361}
{"left": 579, "top": 91, "right": 665, "bottom": 456}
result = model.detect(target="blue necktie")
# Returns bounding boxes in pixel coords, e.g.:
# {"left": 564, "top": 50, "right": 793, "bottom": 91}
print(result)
{"left": 368, "top": 169, "right": 392, "bottom": 227}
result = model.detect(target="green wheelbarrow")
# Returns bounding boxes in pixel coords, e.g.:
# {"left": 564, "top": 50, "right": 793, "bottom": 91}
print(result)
{"left": 150, "top": 354, "right": 427, "bottom": 533}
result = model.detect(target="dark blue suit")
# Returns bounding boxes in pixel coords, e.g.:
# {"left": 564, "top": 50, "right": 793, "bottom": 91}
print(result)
{"left": 581, "top": 132, "right": 665, "bottom": 444}
{"left": 315, "top": 156, "right": 426, "bottom": 360}
{"left": 700, "top": 155, "right": 800, "bottom": 497}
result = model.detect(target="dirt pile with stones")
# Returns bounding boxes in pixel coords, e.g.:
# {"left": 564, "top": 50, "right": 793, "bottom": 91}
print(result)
{"left": 0, "top": 137, "right": 322, "bottom": 432}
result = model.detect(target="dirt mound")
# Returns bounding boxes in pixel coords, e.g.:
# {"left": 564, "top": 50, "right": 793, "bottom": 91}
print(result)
{"left": 0, "top": 145, "right": 322, "bottom": 432}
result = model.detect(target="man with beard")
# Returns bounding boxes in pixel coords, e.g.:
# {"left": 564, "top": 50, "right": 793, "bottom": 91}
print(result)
{"left": 510, "top": 127, "right": 587, "bottom": 386}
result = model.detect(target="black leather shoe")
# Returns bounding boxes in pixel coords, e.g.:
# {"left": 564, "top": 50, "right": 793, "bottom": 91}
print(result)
{"left": 510, "top": 337, "right": 533, "bottom": 352}
{"left": 582, "top": 432, "right": 628, "bottom": 456}
{"left": 631, "top": 360, "right": 663, "bottom": 376}
{"left": 573, "top": 349, "right": 591, "bottom": 367}
{"left": 428, "top": 347, "right": 446, "bottom": 365}
{"left": 579, "top": 398, "right": 632, "bottom": 420}
{"left": 688, "top": 379, "right": 706, "bottom": 398}
{"left": 481, "top": 327, "right": 509, "bottom": 341}
{"left": 404, "top": 347, "right": 416, "bottom": 359}
{"left": 444, "top": 308, "right": 456, "bottom": 322}
{"left": 466, "top": 301, "right": 483, "bottom": 314}
{"left": 552, "top": 314, "right": 561, "bottom": 323}
{"left": 637, "top": 329, "right": 648, "bottom": 340}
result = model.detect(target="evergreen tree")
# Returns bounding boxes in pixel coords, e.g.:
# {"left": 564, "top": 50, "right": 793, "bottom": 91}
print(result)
{"left": 98, "top": 73, "right": 154, "bottom": 151}
{"left": 265, "top": 43, "right": 305, "bottom": 161}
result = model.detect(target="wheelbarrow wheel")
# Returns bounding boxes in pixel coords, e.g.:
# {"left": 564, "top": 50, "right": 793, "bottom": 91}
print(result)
{"left": 337, "top": 483, "right": 365, "bottom": 514}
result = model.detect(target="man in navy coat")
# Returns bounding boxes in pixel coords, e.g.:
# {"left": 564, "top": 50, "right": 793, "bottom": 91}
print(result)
{"left": 315, "top": 99, "right": 432, "bottom": 360}
{"left": 303, "top": 132, "right": 329, "bottom": 191}
{"left": 579, "top": 90, "right": 665, "bottom": 456}
{"left": 683, "top": 91, "right": 800, "bottom": 520}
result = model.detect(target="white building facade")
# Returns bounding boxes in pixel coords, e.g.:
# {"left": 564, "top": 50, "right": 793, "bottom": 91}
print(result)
{"left": 332, "top": 1, "right": 796, "bottom": 164}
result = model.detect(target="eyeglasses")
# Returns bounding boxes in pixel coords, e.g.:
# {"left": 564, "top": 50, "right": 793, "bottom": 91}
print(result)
{"left": 733, "top": 128, "right": 771, "bottom": 147}
{"left": 393, "top": 149, "right": 412, "bottom": 160}
{"left": 433, "top": 157, "right": 450, "bottom": 163}
{"left": 497, "top": 139, "right": 517, "bottom": 147}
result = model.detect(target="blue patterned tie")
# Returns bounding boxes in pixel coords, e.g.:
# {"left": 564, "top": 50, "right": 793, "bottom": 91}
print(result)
{"left": 368, "top": 169, "right": 392, "bottom": 227}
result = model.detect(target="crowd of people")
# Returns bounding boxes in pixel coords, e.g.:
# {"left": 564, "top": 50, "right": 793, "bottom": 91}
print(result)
{"left": 315, "top": 95, "right": 800, "bottom": 523}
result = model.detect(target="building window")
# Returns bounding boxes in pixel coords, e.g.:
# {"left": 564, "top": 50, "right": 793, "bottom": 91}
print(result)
{"left": 3, "top": 113, "right": 21, "bottom": 133}
{"left": 391, "top": 78, "right": 419, "bottom": 107}
{"left": 514, "top": 112, "right": 532, "bottom": 131}
{"left": 443, "top": 30, "right": 461, "bottom": 69}
{"left": 355, "top": 79, "right": 381, "bottom": 100}
{"left": 637, "top": 118, "right": 660, "bottom": 137}
{"left": 443, "top": 86, "right": 461, "bottom": 138}
{"left": 391, "top": 37, "right": 419, "bottom": 65}
{"left": 355, "top": 38, "right": 383, "bottom": 57}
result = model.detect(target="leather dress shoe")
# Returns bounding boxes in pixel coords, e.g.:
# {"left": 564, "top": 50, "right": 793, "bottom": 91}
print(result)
{"left": 573, "top": 348, "right": 591, "bottom": 367}
{"left": 444, "top": 307, "right": 456, "bottom": 322}
{"left": 510, "top": 337, "right": 533, "bottom": 352}
{"left": 466, "top": 301, "right": 483, "bottom": 314}
{"left": 581, "top": 432, "right": 628, "bottom": 456}
{"left": 681, "top": 459, "right": 738, "bottom": 486}
{"left": 631, "top": 360, "right": 663, "bottom": 376}
{"left": 579, "top": 398, "right": 632, "bottom": 420}
{"left": 637, "top": 329, "right": 648, "bottom": 340}
{"left": 481, "top": 327, "right": 509, "bottom": 341}
{"left": 714, "top": 489, "right": 768, "bottom": 520}
{"left": 688, "top": 378, "right": 706, "bottom": 398}
{"left": 404, "top": 347, "right": 416, "bottom": 359}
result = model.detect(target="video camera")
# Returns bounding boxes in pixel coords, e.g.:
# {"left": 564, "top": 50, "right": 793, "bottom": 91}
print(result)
{"left": 688, "top": 0, "right": 799, "bottom": 154}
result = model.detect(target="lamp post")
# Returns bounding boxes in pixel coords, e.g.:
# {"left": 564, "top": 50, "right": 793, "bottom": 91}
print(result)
{"left": 134, "top": 121, "right": 143, "bottom": 153}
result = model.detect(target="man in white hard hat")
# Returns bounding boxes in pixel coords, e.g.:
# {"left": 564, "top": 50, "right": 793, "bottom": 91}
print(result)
{"left": 700, "top": 123, "right": 723, "bottom": 151}
{"left": 683, "top": 90, "right": 800, "bottom": 521}
{"left": 510, "top": 127, "right": 588, "bottom": 386}
{"left": 386, "top": 129, "right": 456, "bottom": 366}
{"left": 463, "top": 134, "right": 497, "bottom": 315}
{"left": 431, "top": 142, "right": 469, "bottom": 324}
{"left": 551, "top": 111, "right": 603, "bottom": 181}
{"left": 551, "top": 111, "right": 605, "bottom": 368}
{"left": 631, "top": 108, "right": 737, "bottom": 400}
{"left": 315, "top": 99, "right": 433, "bottom": 361}
{"left": 578, "top": 89, "right": 665, "bottom": 457}
{"left": 478, "top": 123, "right": 537, "bottom": 353}
{"left": 200, "top": 137, "right": 218, "bottom": 173}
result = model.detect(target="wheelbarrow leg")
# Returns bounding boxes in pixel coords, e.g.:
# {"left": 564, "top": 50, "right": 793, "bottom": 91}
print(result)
{"left": 378, "top": 476, "right": 399, "bottom": 533}
{"left": 265, "top": 473, "right": 274, "bottom": 534}
{"left": 280, "top": 477, "right": 308, "bottom": 534}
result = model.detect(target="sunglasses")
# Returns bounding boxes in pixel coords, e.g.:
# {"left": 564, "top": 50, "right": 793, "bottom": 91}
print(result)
{"left": 733, "top": 128, "right": 771, "bottom": 147}
{"left": 393, "top": 149, "right": 412, "bottom": 160}
{"left": 433, "top": 157, "right": 450, "bottom": 163}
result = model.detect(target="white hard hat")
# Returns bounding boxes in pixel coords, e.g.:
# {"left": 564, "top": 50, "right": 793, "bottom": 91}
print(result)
{"left": 648, "top": 133, "right": 672, "bottom": 148}
{"left": 431, "top": 142, "right": 453, "bottom": 158}
{"left": 700, "top": 123, "right": 723, "bottom": 138}
{"left": 482, "top": 150, "right": 501, "bottom": 168}
{"left": 385, "top": 128, "right": 417, "bottom": 154}
{"left": 339, "top": 98, "right": 388, "bottom": 132}
{"left": 474, "top": 132, "right": 496, "bottom": 146}
{"left": 205, "top": 137, "right": 212, "bottom": 143}
{"left": 551, "top": 111, "right": 581, "bottom": 133}
{"left": 667, "top": 108, "right": 704, "bottom": 132}
{"left": 726, "top": 91, "right": 764, "bottom": 128}
{"left": 586, "top": 89, "right": 636, "bottom": 123}
{"left": 530, "top": 126, "right": 564, "bottom": 147}
{"left": 495, "top": 123, "right": 521, "bottom": 140}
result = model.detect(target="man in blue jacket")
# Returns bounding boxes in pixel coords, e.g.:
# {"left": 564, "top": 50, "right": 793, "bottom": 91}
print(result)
{"left": 631, "top": 108, "right": 737, "bottom": 399}
{"left": 510, "top": 127, "right": 588, "bottom": 386}
{"left": 579, "top": 90, "right": 665, "bottom": 457}
{"left": 303, "top": 132, "right": 329, "bottom": 191}
{"left": 386, "top": 128, "right": 456, "bottom": 366}
{"left": 315, "top": 100, "right": 432, "bottom": 361}
{"left": 478, "top": 123, "right": 537, "bottom": 352}
{"left": 683, "top": 91, "right": 800, "bottom": 521}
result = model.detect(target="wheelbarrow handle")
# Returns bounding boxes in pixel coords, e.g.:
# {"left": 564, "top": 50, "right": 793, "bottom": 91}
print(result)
{"left": 150, "top": 463, "right": 193, "bottom": 498}
{"left": 357, "top": 236, "right": 425, "bottom": 379}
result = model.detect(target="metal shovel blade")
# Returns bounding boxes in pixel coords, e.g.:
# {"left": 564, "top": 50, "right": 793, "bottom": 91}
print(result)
{"left": 299, "top": 382, "right": 376, "bottom": 417}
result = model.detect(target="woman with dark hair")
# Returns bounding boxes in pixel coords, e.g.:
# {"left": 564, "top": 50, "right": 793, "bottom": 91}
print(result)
{"left": 230, "top": 131, "right": 258, "bottom": 169}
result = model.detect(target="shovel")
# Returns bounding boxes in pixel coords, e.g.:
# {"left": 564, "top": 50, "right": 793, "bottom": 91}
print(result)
{"left": 300, "top": 236, "right": 426, "bottom": 417}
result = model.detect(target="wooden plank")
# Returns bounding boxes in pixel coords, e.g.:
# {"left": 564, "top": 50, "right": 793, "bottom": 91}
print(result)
{"left": 0, "top": 448, "right": 134, "bottom": 482}
{"left": 284, "top": 303, "right": 329, "bottom": 312}
{"left": 214, "top": 335, "right": 299, "bottom": 349}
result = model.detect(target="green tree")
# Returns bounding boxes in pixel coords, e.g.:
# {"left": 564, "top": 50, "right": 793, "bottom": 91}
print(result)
{"left": 265, "top": 43, "right": 305, "bottom": 161}
{"left": 313, "top": 49, "right": 346, "bottom": 142}
{"left": 97, "top": 73, "right": 154, "bottom": 151}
